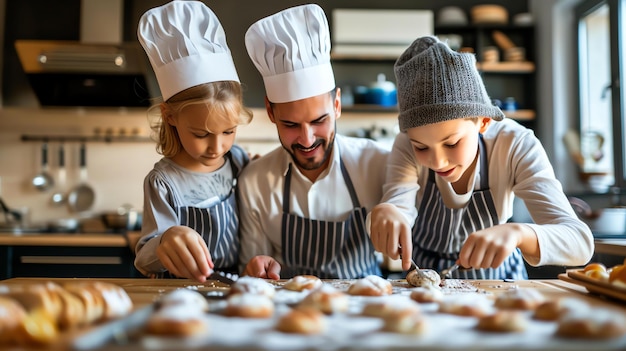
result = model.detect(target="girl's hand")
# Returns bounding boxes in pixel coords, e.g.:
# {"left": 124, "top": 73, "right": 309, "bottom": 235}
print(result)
{"left": 458, "top": 223, "right": 536, "bottom": 269}
{"left": 243, "top": 255, "right": 281, "bottom": 280}
{"left": 369, "top": 203, "right": 414, "bottom": 271}
{"left": 156, "top": 225, "right": 214, "bottom": 282}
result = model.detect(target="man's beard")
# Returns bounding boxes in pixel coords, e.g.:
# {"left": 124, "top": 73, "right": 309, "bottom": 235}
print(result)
{"left": 286, "top": 133, "right": 335, "bottom": 171}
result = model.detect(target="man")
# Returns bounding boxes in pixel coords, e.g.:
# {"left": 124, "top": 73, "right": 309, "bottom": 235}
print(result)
{"left": 238, "top": 4, "right": 390, "bottom": 279}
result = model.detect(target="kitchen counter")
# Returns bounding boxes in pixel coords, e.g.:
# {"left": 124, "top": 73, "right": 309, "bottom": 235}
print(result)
{"left": 594, "top": 239, "right": 626, "bottom": 257}
{"left": 1, "top": 276, "right": 625, "bottom": 350}
{"left": 0, "top": 232, "right": 143, "bottom": 279}
{"left": 0, "top": 231, "right": 142, "bottom": 249}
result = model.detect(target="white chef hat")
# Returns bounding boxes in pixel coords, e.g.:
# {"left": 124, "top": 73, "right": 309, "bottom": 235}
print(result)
{"left": 137, "top": 0, "right": 239, "bottom": 101}
{"left": 245, "top": 4, "right": 335, "bottom": 103}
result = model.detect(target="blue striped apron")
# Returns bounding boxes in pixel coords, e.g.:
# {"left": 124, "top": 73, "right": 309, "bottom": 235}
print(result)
{"left": 412, "top": 135, "right": 528, "bottom": 280}
{"left": 156, "top": 153, "right": 241, "bottom": 278}
{"left": 281, "top": 157, "right": 380, "bottom": 279}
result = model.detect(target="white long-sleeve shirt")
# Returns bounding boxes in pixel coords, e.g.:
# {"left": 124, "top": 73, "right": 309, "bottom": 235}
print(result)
{"left": 237, "top": 134, "right": 390, "bottom": 270}
{"left": 380, "top": 118, "right": 594, "bottom": 267}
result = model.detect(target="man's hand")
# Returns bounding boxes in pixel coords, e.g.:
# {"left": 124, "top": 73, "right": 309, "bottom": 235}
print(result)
{"left": 243, "top": 255, "right": 281, "bottom": 280}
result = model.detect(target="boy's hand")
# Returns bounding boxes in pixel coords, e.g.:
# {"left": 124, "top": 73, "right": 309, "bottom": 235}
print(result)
{"left": 243, "top": 255, "right": 281, "bottom": 280}
{"left": 459, "top": 223, "right": 533, "bottom": 269}
{"left": 157, "top": 225, "right": 214, "bottom": 282}
{"left": 369, "top": 203, "right": 414, "bottom": 271}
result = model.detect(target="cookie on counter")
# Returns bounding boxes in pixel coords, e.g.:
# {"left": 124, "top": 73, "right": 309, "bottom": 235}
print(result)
{"left": 532, "top": 297, "right": 590, "bottom": 321}
{"left": 361, "top": 298, "right": 420, "bottom": 318}
{"left": 223, "top": 293, "right": 275, "bottom": 319}
{"left": 229, "top": 276, "right": 276, "bottom": 298}
{"left": 381, "top": 309, "right": 428, "bottom": 335}
{"left": 347, "top": 275, "right": 393, "bottom": 296}
{"left": 282, "top": 275, "right": 323, "bottom": 292}
{"left": 476, "top": 310, "right": 528, "bottom": 333}
{"left": 494, "top": 287, "right": 545, "bottom": 310}
{"left": 406, "top": 269, "right": 441, "bottom": 288}
{"left": 298, "top": 285, "right": 348, "bottom": 315}
{"left": 438, "top": 294, "right": 493, "bottom": 318}
{"left": 145, "top": 304, "right": 208, "bottom": 337}
{"left": 409, "top": 285, "right": 444, "bottom": 303}
{"left": 276, "top": 307, "right": 326, "bottom": 334}
{"left": 159, "top": 288, "right": 210, "bottom": 312}
{"left": 556, "top": 308, "right": 626, "bottom": 339}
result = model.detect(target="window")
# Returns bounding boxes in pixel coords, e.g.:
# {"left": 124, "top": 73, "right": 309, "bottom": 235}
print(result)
{"left": 576, "top": 0, "right": 626, "bottom": 192}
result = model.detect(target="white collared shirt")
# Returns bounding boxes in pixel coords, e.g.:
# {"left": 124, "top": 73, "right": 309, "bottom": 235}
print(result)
{"left": 237, "top": 134, "right": 390, "bottom": 269}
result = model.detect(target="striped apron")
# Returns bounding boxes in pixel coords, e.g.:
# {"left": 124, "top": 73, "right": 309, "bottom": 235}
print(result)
{"left": 157, "top": 153, "right": 241, "bottom": 278}
{"left": 412, "top": 135, "right": 528, "bottom": 280}
{"left": 281, "top": 158, "right": 381, "bottom": 279}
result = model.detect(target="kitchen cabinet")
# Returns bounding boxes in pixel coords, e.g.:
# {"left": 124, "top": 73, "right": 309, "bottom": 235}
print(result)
{"left": 0, "top": 233, "right": 143, "bottom": 279}
{"left": 0, "top": 245, "right": 141, "bottom": 279}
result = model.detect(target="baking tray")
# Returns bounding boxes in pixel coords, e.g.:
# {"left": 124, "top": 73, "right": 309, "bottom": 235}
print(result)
{"left": 558, "top": 270, "right": 626, "bottom": 303}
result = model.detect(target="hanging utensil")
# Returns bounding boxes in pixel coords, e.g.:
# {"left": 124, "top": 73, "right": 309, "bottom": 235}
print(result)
{"left": 51, "top": 143, "right": 67, "bottom": 206}
{"left": 68, "top": 143, "right": 95, "bottom": 212}
{"left": 32, "top": 142, "right": 54, "bottom": 192}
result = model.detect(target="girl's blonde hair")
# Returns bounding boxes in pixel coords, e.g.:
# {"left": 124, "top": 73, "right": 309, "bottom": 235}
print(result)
{"left": 148, "top": 81, "right": 253, "bottom": 157}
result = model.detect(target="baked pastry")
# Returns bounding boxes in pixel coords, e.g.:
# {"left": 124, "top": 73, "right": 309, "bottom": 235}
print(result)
{"left": 88, "top": 282, "right": 133, "bottom": 320}
{"left": 438, "top": 295, "right": 493, "bottom": 318}
{"left": 494, "top": 288, "right": 545, "bottom": 310}
{"left": 229, "top": 276, "right": 276, "bottom": 298}
{"left": 409, "top": 285, "right": 444, "bottom": 303}
{"left": 276, "top": 307, "right": 326, "bottom": 334}
{"left": 159, "top": 288, "right": 210, "bottom": 312}
{"left": 145, "top": 304, "right": 208, "bottom": 337}
{"left": 583, "top": 262, "right": 610, "bottom": 281}
{"left": 347, "top": 275, "right": 393, "bottom": 296}
{"left": 556, "top": 308, "right": 626, "bottom": 339}
{"left": 361, "top": 298, "right": 420, "bottom": 318}
{"left": 406, "top": 269, "right": 441, "bottom": 288}
{"left": 14, "top": 308, "right": 59, "bottom": 346}
{"left": 62, "top": 282, "right": 105, "bottom": 324}
{"left": 1, "top": 282, "right": 63, "bottom": 324}
{"left": 476, "top": 310, "right": 528, "bottom": 332}
{"left": 609, "top": 263, "right": 626, "bottom": 288}
{"left": 532, "top": 297, "right": 590, "bottom": 321}
{"left": 298, "top": 285, "right": 348, "bottom": 315}
{"left": 223, "top": 293, "right": 274, "bottom": 318}
{"left": 381, "top": 309, "right": 428, "bottom": 335}
{"left": 55, "top": 288, "right": 87, "bottom": 329}
{"left": 0, "top": 296, "right": 27, "bottom": 345}
{"left": 282, "top": 275, "right": 323, "bottom": 292}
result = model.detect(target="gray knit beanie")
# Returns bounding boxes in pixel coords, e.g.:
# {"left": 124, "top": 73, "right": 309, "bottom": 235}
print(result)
{"left": 394, "top": 36, "right": 504, "bottom": 132}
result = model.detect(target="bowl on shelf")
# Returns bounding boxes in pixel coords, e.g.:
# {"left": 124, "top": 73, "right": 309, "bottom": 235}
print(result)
{"left": 437, "top": 6, "right": 468, "bottom": 26}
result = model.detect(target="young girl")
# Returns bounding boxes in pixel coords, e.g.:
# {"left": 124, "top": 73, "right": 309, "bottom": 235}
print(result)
{"left": 368, "top": 36, "right": 593, "bottom": 280}
{"left": 134, "top": 1, "right": 253, "bottom": 282}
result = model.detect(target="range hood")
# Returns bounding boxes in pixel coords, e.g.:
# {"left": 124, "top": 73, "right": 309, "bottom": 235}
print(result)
{"left": 14, "top": 0, "right": 157, "bottom": 107}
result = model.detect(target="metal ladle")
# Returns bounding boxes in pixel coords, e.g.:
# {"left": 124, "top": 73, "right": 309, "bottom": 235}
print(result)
{"left": 51, "top": 143, "right": 67, "bottom": 206}
{"left": 68, "top": 143, "right": 95, "bottom": 212}
{"left": 32, "top": 142, "right": 54, "bottom": 192}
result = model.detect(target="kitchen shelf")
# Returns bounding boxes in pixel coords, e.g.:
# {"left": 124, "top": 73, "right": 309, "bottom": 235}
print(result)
{"left": 343, "top": 104, "right": 398, "bottom": 113}
{"left": 478, "top": 61, "right": 535, "bottom": 73}
{"left": 503, "top": 109, "right": 535, "bottom": 121}
{"left": 21, "top": 134, "right": 153, "bottom": 143}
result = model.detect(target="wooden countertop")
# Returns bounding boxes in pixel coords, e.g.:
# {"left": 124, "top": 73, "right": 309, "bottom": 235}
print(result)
{"left": 595, "top": 239, "right": 626, "bottom": 256}
{"left": 2, "top": 276, "right": 626, "bottom": 350}
{"left": 0, "top": 231, "right": 142, "bottom": 249}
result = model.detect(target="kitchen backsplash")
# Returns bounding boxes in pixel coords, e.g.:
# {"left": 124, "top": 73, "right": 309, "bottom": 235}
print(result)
{"left": 0, "top": 107, "right": 398, "bottom": 225}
